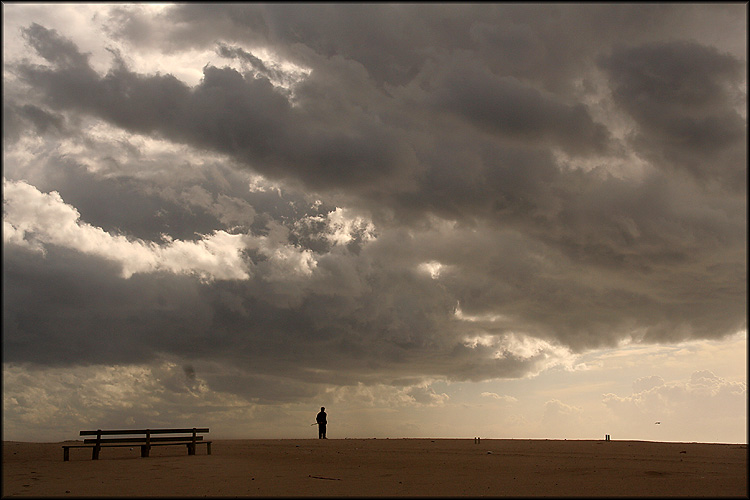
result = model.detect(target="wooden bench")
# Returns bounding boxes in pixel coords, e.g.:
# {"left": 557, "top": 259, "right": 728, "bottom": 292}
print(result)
{"left": 62, "top": 428, "right": 211, "bottom": 461}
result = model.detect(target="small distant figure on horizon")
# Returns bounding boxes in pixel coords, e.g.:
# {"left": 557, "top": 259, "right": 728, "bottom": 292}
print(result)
{"left": 316, "top": 406, "right": 327, "bottom": 439}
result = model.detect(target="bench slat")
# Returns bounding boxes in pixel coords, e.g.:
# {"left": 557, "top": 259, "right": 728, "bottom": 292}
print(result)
{"left": 143, "top": 441, "right": 211, "bottom": 447}
{"left": 80, "top": 428, "right": 208, "bottom": 436}
{"left": 83, "top": 436, "right": 204, "bottom": 444}
{"left": 65, "top": 441, "right": 212, "bottom": 449}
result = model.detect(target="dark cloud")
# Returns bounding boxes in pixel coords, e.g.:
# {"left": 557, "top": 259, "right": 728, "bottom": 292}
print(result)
{"left": 432, "top": 64, "right": 612, "bottom": 155}
{"left": 3, "top": 5, "right": 746, "bottom": 397}
{"left": 599, "top": 41, "right": 746, "bottom": 191}
{"left": 15, "top": 27, "right": 416, "bottom": 193}
{"left": 139, "top": 4, "right": 744, "bottom": 93}
{"left": 13, "top": 104, "right": 66, "bottom": 136}
{"left": 20, "top": 22, "right": 92, "bottom": 69}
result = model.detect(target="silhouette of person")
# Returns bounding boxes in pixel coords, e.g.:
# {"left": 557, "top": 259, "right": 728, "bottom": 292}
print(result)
{"left": 316, "top": 407, "right": 327, "bottom": 439}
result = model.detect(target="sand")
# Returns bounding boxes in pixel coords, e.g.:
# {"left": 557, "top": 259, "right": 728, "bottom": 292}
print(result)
{"left": 2, "top": 438, "right": 747, "bottom": 497}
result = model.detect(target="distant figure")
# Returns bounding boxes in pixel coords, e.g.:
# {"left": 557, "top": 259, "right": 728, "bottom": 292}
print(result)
{"left": 316, "top": 407, "right": 327, "bottom": 439}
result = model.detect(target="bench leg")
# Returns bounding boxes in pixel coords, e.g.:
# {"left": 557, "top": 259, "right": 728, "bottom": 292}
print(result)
{"left": 141, "top": 445, "right": 150, "bottom": 458}
{"left": 207, "top": 442, "right": 212, "bottom": 455}
{"left": 187, "top": 443, "right": 196, "bottom": 455}
{"left": 92, "top": 446, "right": 100, "bottom": 460}
{"left": 63, "top": 447, "right": 70, "bottom": 461}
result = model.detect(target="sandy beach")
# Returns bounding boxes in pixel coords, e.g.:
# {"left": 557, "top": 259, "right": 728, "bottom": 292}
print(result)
{"left": 3, "top": 438, "right": 746, "bottom": 497}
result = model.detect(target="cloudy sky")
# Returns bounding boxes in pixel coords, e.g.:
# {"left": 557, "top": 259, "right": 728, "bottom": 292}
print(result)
{"left": 3, "top": 4, "right": 746, "bottom": 444}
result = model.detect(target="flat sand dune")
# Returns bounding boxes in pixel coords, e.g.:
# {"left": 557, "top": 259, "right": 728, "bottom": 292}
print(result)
{"left": 3, "top": 438, "right": 747, "bottom": 497}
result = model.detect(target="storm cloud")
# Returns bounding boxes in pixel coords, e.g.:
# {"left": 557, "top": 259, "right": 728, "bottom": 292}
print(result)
{"left": 3, "top": 4, "right": 746, "bottom": 438}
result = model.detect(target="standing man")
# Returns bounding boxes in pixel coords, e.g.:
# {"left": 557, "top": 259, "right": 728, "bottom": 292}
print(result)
{"left": 316, "top": 406, "right": 327, "bottom": 439}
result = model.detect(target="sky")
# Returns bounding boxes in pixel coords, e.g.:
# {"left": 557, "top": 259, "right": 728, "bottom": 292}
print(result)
{"left": 2, "top": 3, "right": 747, "bottom": 444}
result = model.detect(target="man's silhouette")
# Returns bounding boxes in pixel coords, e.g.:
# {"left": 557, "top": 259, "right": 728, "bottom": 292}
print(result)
{"left": 316, "top": 407, "right": 327, "bottom": 439}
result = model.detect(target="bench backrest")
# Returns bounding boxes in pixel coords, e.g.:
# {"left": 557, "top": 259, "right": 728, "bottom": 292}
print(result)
{"left": 80, "top": 428, "right": 209, "bottom": 436}
{"left": 80, "top": 428, "right": 209, "bottom": 445}
{"left": 83, "top": 435, "right": 206, "bottom": 444}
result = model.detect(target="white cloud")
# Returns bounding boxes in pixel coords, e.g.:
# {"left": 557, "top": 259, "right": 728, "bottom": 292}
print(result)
{"left": 250, "top": 221, "right": 318, "bottom": 279}
{"left": 462, "top": 334, "right": 498, "bottom": 349}
{"left": 322, "top": 207, "right": 376, "bottom": 246}
{"left": 406, "top": 385, "right": 450, "bottom": 406}
{"left": 581, "top": 332, "right": 748, "bottom": 381}
{"left": 125, "top": 47, "right": 220, "bottom": 88}
{"left": 2, "top": 4, "right": 115, "bottom": 74}
{"left": 295, "top": 207, "right": 378, "bottom": 248}
{"left": 2, "top": 361, "right": 256, "bottom": 441}
{"left": 326, "top": 381, "right": 449, "bottom": 408}
{"left": 539, "top": 399, "right": 586, "bottom": 436}
{"left": 543, "top": 399, "right": 583, "bottom": 419}
{"left": 632, "top": 375, "right": 665, "bottom": 393}
{"left": 602, "top": 370, "right": 747, "bottom": 442}
{"left": 480, "top": 392, "right": 518, "bottom": 403}
{"left": 417, "top": 260, "right": 446, "bottom": 280}
{"left": 248, "top": 174, "right": 282, "bottom": 195}
{"left": 3, "top": 178, "right": 250, "bottom": 280}
{"left": 460, "top": 330, "right": 580, "bottom": 377}
{"left": 454, "top": 303, "right": 507, "bottom": 323}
